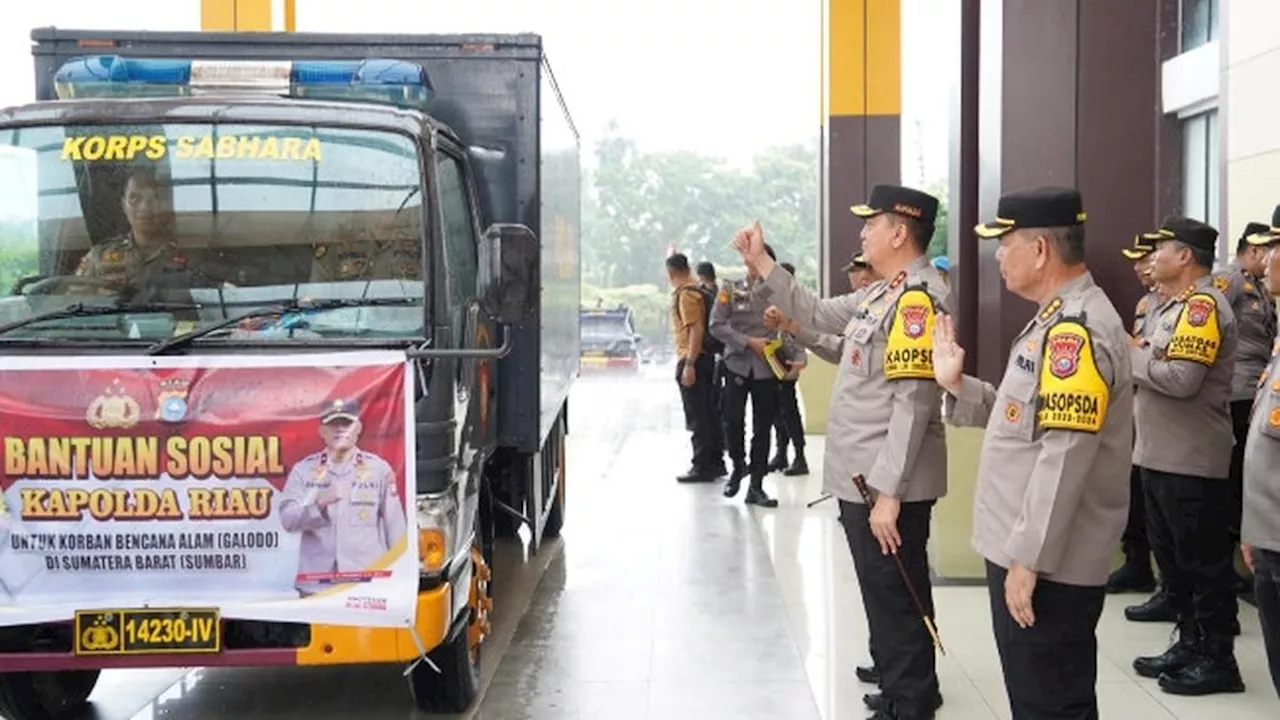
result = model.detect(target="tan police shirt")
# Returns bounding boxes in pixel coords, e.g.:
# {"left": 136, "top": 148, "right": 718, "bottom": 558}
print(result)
{"left": 1214, "top": 264, "right": 1277, "bottom": 401}
{"left": 759, "top": 255, "right": 951, "bottom": 504}
{"left": 1132, "top": 274, "right": 1237, "bottom": 479}
{"left": 945, "top": 272, "right": 1133, "bottom": 587}
{"left": 1242, "top": 346, "right": 1280, "bottom": 553}
{"left": 1133, "top": 290, "right": 1161, "bottom": 338}
{"left": 670, "top": 281, "right": 706, "bottom": 361}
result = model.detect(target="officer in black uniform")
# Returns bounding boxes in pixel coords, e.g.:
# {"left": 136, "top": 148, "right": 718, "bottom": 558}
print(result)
{"left": 709, "top": 245, "right": 782, "bottom": 507}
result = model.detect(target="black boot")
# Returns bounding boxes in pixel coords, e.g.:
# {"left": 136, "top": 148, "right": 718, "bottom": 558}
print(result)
{"left": 783, "top": 449, "right": 809, "bottom": 476}
{"left": 864, "top": 690, "right": 943, "bottom": 712}
{"left": 767, "top": 448, "right": 788, "bottom": 473}
{"left": 855, "top": 665, "right": 880, "bottom": 684}
{"left": 744, "top": 476, "right": 778, "bottom": 507}
{"left": 1106, "top": 546, "right": 1156, "bottom": 594}
{"left": 1134, "top": 620, "right": 1199, "bottom": 679}
{"left": 723, "top": 467, "right": 747, "bottom": 498}
{"left": 1125, "top": 589, "right": 1177, "bottom": 622}
{"left": 1158, "top": 632, "right": 1246, "bottom": 696}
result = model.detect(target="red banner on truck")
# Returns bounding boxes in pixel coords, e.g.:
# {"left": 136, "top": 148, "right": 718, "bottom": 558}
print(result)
{"left": 0, "top": 352, "right": 417, "bottom": 632}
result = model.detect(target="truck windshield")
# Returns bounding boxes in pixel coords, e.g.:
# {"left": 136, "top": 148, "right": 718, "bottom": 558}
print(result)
{"left": 0, "top": 122, "right": 426, "bottom": 343}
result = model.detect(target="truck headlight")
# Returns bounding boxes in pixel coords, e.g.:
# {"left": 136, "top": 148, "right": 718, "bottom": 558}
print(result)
{"left": 416, "top": 493, "right": 458, "bottom": 574}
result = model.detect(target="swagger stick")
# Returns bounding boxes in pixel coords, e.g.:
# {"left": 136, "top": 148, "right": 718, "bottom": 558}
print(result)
{"left": 852, "top": 474, "right": 946, "bottom": 656}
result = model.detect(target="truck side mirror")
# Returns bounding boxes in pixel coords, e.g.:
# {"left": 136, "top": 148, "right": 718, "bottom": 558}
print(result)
{"left": 480, "top": 223, "right": 538, "bottom": 325}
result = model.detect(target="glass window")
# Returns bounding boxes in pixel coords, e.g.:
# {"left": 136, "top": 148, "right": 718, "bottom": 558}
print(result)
{"left": 0, "top": 122, "right": 427, "bottom": 342}
{"left": 1181, "top": 109, "right": 1220, "bottom": 251}
{"left": 436, "top": 153, "right": 478, "bottom": 344}
{"left": 1180, "top": 0, "right": 1218, "bottom": 52}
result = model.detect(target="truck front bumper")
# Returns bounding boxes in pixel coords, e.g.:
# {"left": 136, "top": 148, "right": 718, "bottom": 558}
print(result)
{"left": 0, "top": 571, "right": 465, "bottom": 672}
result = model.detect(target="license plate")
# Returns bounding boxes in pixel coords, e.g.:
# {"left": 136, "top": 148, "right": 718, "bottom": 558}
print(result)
{"left": 74, "top": 608, "right": 221, "bottom": 656}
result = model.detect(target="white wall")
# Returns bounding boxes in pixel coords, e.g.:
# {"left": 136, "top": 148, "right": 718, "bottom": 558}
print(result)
{"left": 1224, "top": 0, "right": 1280, "bottom": 238}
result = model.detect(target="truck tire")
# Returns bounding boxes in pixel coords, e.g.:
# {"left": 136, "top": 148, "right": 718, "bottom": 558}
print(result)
{"left": 0, "top": 670, "right": 100, "bottom": 720}
{"left": 409, "top": 520, "right": 491, "bottom": 714}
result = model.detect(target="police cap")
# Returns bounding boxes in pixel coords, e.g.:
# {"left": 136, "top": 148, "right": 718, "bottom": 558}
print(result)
{"left": 1140, "top": 216, "right": 1218, "bottom": 253}
{"left": 320, "top": 398, "right": 360, "bottom": 423}
{"left": 975, "top": 187, "right": 1085, "bottom": 239}
{"left": 851, "top": 185, "right": 939, "bottom": 227}
{"left": 1242, "top": 221, "right": 1278, "bottom": 248}
{"left": 1120, "top": 234, "right": 1154, "bottom": 261}
{"left": 840, "top": 252, "right": 869, "bottom": 272}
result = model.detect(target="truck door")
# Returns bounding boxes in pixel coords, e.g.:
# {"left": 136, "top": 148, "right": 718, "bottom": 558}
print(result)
{"left": 434, "top": 143, "right": 490, "bottom": 471}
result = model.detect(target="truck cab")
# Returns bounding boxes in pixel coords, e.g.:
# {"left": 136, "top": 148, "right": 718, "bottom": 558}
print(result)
{"left": 0, "top": 30, "right": 579, "bottom": 720}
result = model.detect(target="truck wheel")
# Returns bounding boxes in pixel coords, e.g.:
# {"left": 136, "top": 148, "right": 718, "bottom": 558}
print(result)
{"left": 0, "top": 670, "right": 100, "bottom": 720}
{"left": 409, "top": 528, "right": 491, "bottom": 713}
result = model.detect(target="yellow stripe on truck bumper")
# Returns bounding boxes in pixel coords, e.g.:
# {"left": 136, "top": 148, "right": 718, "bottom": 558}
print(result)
{"left": 296, "top": 583, "right": 452, "bottom": 665}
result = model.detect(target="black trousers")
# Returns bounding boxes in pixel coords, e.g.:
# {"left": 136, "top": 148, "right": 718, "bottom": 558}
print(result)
{"left": 1142, "top": 467, "right": 1238, "bottom": 635}
{"left": 676, "top": 354, "right": 722, "bottom": 472}
{"left": 721, "top": 370, "right": 778, "bottom": 477}
{"left": 1228, "top": 399, "right": 1252, "bottom": 543}
{"left": 986, "top": 561, "right": 1104, "bottom": 720}
{"left": 1254, "top": 548, "right": 1280, "bottom": 698}
{"left": 772, "top": 379, "right": 805, "bottom": 454}
{"left": 1119, "top": 464, "right": 1149, "bottom": 556}
{"left": 840, "top": 500, "right": 937, "bottom": 719}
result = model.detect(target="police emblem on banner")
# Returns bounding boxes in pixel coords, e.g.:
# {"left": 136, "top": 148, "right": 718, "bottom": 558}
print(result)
{"left": 155, "top": 378, "right": 191, "bottom": 423}
{"left": 1047, "top": 332, "right": 1084, "bottom": 379}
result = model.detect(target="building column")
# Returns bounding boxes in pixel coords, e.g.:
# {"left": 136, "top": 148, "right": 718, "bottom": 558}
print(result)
{"left": 975, "top": 0, "right": 1162, "bottom": 381}
{"left": 822, "top": 0, "right": 901, "bottom": 296}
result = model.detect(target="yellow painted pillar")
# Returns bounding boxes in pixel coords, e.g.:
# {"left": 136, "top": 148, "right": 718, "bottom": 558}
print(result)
{"left": 201, "top": 0, "right": 276, "bottom": 32}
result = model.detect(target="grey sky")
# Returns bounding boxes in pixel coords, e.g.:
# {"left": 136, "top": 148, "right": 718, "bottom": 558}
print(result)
{"left": 0, "top": 0, "right": 949, "bottom": 184}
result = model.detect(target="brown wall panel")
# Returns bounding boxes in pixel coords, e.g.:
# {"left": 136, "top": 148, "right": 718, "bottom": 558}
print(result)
{"left": 825, "top": 116, "right": 901, "bottom": 294}
{"left": 1077, "top": 0, "right": 1160, "bottom": 325}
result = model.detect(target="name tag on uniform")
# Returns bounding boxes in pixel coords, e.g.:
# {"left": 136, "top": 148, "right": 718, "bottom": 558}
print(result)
{"left": 850, "top": 322, "right": 875, "bottom": 344}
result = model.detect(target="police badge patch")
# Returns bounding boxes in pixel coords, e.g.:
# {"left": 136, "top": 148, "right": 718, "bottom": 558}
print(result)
{"left": 1186, "top": 297, "right": 1213, "bottom": 327}
{"left": 1213, "top": 274, "right": 1229, "bottom": 294}
{"left": 1047, "top": 332, "right": 1084, "bottom": 379}
{"left": 899, "top": 304, "right": 929, "bottom": 339}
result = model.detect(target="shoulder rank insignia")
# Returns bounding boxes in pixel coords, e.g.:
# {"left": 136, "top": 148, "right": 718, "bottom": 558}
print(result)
{"left": 1135, "top": 297, "right": 1149, "bottom": 315}
{"left": 1037, "top": 317, "right": 1108, "bottom": 433}
{"left": 1245, "top": 281, "right": 1256, "bottom": 294}
{"left": 1176, "top": 284, "right": 1198, "bottom": 302}
{"left": 887, "top": 270, "right": 907, "bottom": 291}
{"left": 1213, "top": 274, "right": 1230, "bottom": 294}
{"left": 314, "top": 245, "right": 328, "bottom": 259}
{"left": 1038, "top": 297, "right": 1063, "bottom": 324}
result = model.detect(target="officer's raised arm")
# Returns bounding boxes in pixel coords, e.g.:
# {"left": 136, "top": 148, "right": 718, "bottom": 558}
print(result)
{"left": 279, "top": 456, "right": 330, "bottom": 533}
{"left": 1005, "top": 326, "right": 1118, "bottom": 575}
{"left": 733, "top": 224, "right": 862, "bottom": 335}
{"left": 934, "top": 313, "right": 997, "bottom": 427}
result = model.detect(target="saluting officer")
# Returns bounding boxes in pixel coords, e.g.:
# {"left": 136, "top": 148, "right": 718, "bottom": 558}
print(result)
{"left": 933, "top": 187, "right": 1133, "bottom": 718}
{"left": 280, "top": 398, "right": 408, "bottom": 596}
{"left": 709, "top": 245, "right": 782, "bottom": 507}
{"left": 1130, "top": 217, "right": 1243, "bottom": 696}
{"left": 735, "top": 184, "right": 951, "bottom": 720}
{"left": 1241, "top": 227, "right": 1280, "bottom": 699}
{"left": 1108, "top": 236, "right": 1160, "bottom": 596}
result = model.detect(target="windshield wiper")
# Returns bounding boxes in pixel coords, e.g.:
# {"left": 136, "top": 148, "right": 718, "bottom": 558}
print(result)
{"left": 0, "top": 302, "right": 203, "bottom": 339}
{"left": 147, "top": 297, "right": 420, "bottom": 355}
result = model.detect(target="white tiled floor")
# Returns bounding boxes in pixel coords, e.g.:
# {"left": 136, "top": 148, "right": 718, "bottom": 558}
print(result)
{"left": 756, "top": 436, "right": 1280, "bottom": 720}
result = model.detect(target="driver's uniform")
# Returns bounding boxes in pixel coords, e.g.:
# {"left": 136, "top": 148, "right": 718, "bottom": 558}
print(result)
{"left": 310, "top": 239, "right": 422, "bottom": 283}
{"left": 74, "top": 234, "right": 195, "bottom": 288}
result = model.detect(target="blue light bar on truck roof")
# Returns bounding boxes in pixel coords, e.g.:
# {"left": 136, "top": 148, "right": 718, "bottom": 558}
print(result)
{"left": 53, "top": 55, "right": 433, "bottom": 109}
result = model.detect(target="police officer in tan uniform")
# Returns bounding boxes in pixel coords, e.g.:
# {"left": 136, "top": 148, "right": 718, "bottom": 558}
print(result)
{"left": 1221, "top": 221, "right": 1279, "bottom": 587}
{"left": 844, "top": 251, "right": 881, "bottom": 292}
{"left": 279, "top": 398, "right": 408, "bottom": 596}
{"left": 933, "top": 187, "right": 1132, "bottom": 718}
{"left": 1129, "top": 217, "right": 1243, "bottom": 696}
{"left": 311, "top": 222, "right": 422, "bottom": 283}
{"left": 74, "top": 167, "right": 200, "bottom": 297}
{"left": 735, "top": 184, "right": 951, "bottom": 720}
{"left": 709, "top": 245, "right": 784, "bottom": 507}
{"left": 1108, "top": 236, "right": 1161, "bottom": 596}
{"left": 1241, "top": 229, "right": 1280, "bottom": 698}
